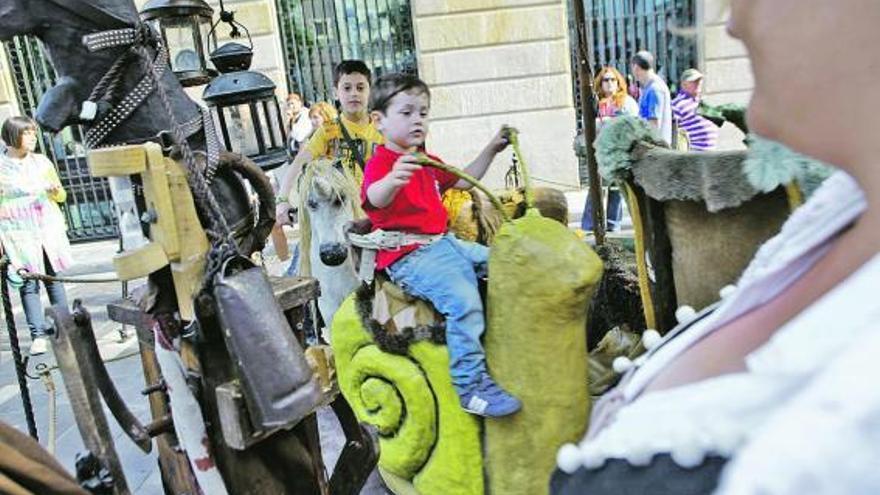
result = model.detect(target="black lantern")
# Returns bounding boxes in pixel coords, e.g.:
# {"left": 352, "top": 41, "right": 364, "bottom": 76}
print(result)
{"left": 203, "top": 42, "right": 288, "bottom": 171}
{"left": 140, "top": 0, "right": 216, "bottom": 87}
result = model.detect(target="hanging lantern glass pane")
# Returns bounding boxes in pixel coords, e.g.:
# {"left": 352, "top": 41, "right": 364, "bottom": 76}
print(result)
{"left": 199, "top": 16, "right": 214, "bottom": 63}
{"left": 165, "top": 17, "right": 201, "bottom": 73}
{"left": 266, "top": 99, "right": 283, "bottom": 147}
{"left": 224, "top": 104, "right": 259, "bottom": 156}
{"left": 255, "top": 101, "right": 272, "bottom": 148}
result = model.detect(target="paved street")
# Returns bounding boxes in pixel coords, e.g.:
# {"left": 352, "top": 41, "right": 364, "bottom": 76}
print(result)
{"left": 0, "top": 238, "right": 389, "bottom": 494}
{"left": 0, "top": 192, "right": 622, "bottom": 494}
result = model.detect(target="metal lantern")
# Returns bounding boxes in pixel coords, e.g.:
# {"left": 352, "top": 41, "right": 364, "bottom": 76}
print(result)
{"left": 140, "top": 0, "right": 216, "bottom": 87}
{"left": 203, "top": 42, "right": 288, "bottom": 171}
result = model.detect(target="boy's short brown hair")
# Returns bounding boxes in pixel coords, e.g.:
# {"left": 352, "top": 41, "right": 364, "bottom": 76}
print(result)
{"left": 333, "top": 60, "right": 372, "bottom": 87}
{"left": 369, "top": 73, "right": 430, "bottom": 114}
{"left": 1, "top": 116, "right": 37, "bottom": 149}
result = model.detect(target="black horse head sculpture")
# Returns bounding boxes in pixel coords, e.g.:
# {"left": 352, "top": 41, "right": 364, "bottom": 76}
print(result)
{"left": 0, "top": 0, "right": 198, "bottom": 144}
{"left": 0, "top": 0, "right": 273, "bottom": 254}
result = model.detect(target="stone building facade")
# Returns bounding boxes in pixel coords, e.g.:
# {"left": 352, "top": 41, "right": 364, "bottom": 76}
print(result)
{"left": 412, "top": 0, "right": 580, "bottom": 188}
{"left": 697, "top": 0, "right": 753, "bottom": 148}
{"left": 1, "top": 0, "right": 754, "bottom": 186}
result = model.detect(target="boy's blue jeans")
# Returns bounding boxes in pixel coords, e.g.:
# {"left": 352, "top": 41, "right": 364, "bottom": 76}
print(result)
{"left": 386, "top": 234, "right": 488, "bottom": 392}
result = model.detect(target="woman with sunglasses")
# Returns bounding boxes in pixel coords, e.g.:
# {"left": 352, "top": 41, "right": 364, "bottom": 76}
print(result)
{"left": 581, "top": 66, "right": 638, "bottom": 232}
{"left": 595, "top": 66, "right": 639, "bottom": 127}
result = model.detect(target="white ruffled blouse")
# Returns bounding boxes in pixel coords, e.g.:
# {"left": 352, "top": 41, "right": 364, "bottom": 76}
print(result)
{"left": 559, "top": 172, "right": 880, "bottom": 494}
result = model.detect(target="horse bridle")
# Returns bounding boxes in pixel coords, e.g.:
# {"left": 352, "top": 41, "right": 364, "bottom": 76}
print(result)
{"left": 42, "top": 0, "right": 220, "bottom": 177}
{"left": 41, "top": 0, "right": 265, "bottom": 276}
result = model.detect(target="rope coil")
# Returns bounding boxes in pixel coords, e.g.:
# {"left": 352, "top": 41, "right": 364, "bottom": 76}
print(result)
{"left": 0, "top": 257, "right": 39, "bottom": 440}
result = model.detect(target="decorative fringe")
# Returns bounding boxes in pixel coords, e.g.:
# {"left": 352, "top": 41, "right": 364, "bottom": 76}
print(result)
{"left": 354, "top": 284, "right": 446, "bottom": 356}
{"left": 594, "top": 116, "right": 668, "bottom": 183}
{"left": 470, "top": 190, "right": 502, "bottom": 245}
{"left": 742, "top": 135, "right": 834, "bottom": 195}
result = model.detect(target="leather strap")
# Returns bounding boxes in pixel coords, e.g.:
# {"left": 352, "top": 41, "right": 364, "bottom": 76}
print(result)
{"left": 84, "top": 42, "right": 168, "bottom": 148}
{"left": 337, "top": 116, "right": 365, "bottom": 173}
{"left": 347, "top": 230, "right": 442, "bottom": 251}
{"left": 83, "top": 28, "right": 140, "bottom": 52}
{"left": 347, "top": 230, "right": 443, "bottom": 284}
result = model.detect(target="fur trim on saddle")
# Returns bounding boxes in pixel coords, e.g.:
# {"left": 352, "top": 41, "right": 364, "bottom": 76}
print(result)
{"left": 594, "top": 115, "right": 669, "bottom": 183}
{"left": 596, "top": 116, "right": 834, "bottom": 212}
{"left": 744, "top": 135, "right": 834, "bottom": 195}
{"left": 354, "top": 281, "right": 446, "bottom": 355}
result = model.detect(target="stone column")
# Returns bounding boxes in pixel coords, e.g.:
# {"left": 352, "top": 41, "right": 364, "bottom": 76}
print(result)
{"left": 699, "top": 0, "right": 754, "bottom": 149}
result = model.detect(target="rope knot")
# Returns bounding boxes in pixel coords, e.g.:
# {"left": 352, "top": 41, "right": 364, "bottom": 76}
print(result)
{"left": 133, "top": 22, "right": 155, "bottom": 47}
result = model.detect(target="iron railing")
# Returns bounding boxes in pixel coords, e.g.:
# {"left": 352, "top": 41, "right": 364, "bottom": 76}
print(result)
{"left": 275, "top": 0, "right": 417, "bottom": 104}
{"left": 3, "top": 37, "right": 118, "bottom": 242}
{"left": 569, "top": 0, "right": 697, "bottom": 185}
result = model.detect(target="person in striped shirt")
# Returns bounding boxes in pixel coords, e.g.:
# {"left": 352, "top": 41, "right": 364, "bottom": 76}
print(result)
{"left": 671, "top": 69, "right": 720, "bottom": 151}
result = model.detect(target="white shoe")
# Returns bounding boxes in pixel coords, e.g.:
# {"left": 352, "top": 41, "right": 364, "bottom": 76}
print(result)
{"left": 29, "top": 337, "right": 48, "bottom": 356}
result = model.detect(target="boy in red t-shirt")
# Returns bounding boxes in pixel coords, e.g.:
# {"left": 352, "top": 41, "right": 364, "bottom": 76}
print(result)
{"left": 362, "top": 73, "right": 521, "bottom": 417}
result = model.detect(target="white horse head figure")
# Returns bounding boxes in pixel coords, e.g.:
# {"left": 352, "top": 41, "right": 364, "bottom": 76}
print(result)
{"left": 297, "top": 159, "right": 364, "bottom": 331}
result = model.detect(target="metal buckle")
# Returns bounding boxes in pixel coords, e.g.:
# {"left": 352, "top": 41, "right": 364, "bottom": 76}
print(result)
{"left": 383, "top": 231, "right": 405, "bottom": 252}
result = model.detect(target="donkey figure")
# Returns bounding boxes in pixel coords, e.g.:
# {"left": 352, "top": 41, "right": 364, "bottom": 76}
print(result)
{"left": 0, "top": 2, "right": 377, "bottom": 494}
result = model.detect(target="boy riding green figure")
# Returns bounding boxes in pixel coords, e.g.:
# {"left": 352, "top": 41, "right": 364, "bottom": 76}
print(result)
{"left": 363, "top": 73, "right": 521, "bottom": 417}
{"left": 275, "top": 60, "right": 384, "bottom": 226}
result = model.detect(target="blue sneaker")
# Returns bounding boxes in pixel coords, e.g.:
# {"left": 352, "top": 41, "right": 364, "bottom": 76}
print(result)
{"left": 458, "top": 374, "right": 522, "bottom": 417}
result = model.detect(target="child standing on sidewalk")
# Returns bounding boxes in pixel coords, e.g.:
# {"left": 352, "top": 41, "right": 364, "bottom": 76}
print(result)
{"left": 362, "top": 73, "right": 521, "bottom": 418}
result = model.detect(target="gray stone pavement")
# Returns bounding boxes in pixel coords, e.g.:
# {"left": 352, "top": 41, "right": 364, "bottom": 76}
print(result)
{"left": 0, "top": 238, "right": 388, "bottom": 494}
{"left": 0, "top": 190, "right": 627, "bottom": 493}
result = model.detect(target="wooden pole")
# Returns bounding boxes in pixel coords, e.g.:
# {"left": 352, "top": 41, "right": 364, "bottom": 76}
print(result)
{"left": 48, "top": 306, "right": 130, "bottom": 495}
{"left": 271, "top": 224, "right": 292, "bottom": 261}
{"left": 572, "top": 0, "right": 606, "bottom": 246}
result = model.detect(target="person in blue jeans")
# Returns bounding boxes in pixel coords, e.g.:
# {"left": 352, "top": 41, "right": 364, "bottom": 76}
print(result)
{"left": 580, "top": 67, "right": 636, "bottom": 232}
{"left": 581, "top": 186, "right": 623, "bottom": 232}
{"left": 0, "top": 116, "right": 72, "bottom": 356}
{"left": 362, "top": 73, "right": 520, "bottom": 417}
{"left": 386, "top": 235, "right": 498, "bottom": 401}
{"left": 19, "top": 251, "right": 68, "bottom": 343}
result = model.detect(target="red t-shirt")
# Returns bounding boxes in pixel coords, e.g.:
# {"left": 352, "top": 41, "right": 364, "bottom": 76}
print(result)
{"left": 361, "top": 145, "right": 459, "bottom": 269}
